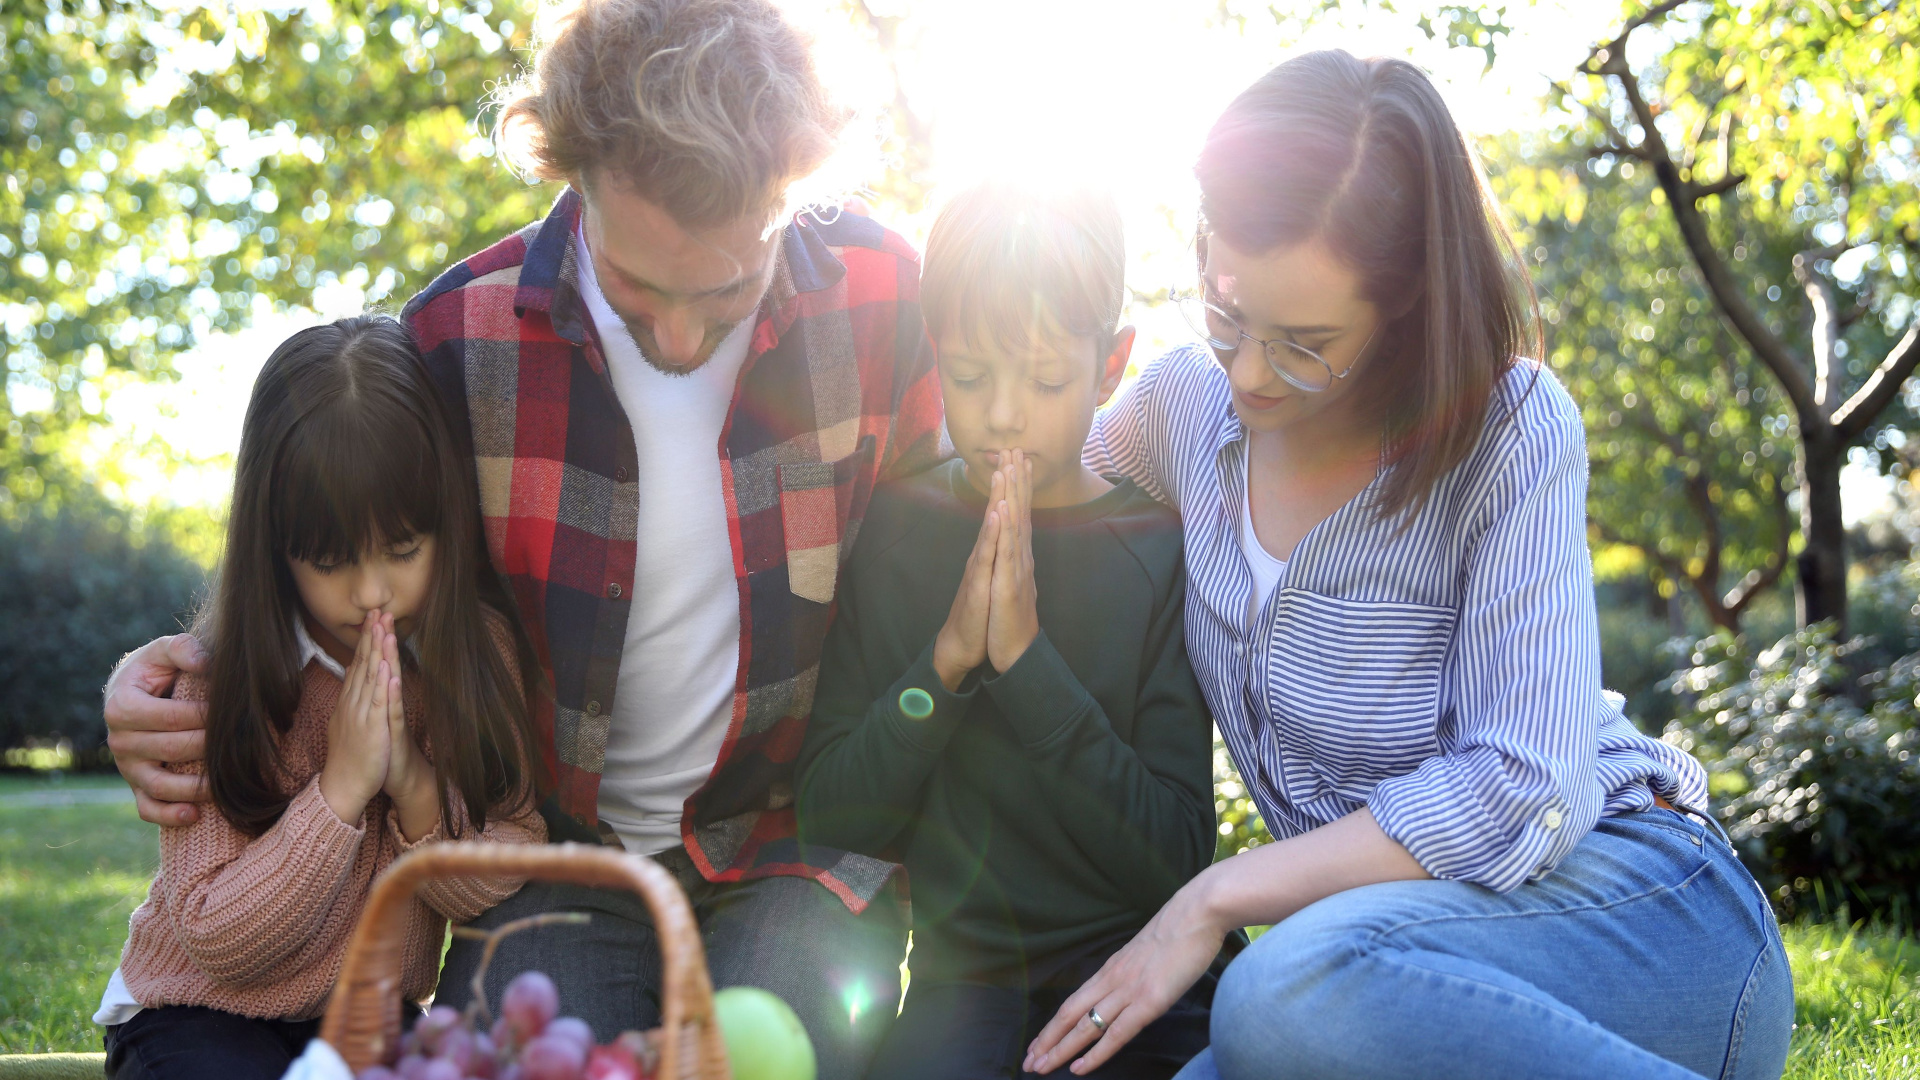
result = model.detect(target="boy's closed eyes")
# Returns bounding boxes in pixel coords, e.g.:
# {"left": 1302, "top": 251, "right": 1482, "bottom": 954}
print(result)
{"left": 936, "top": 324, "right": 1134, "bottom": 512}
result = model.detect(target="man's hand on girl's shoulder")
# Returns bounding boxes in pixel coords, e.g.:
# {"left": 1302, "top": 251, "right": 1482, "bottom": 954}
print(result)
{"left": 104, "top": 633, "right": 212, "bottom": 826}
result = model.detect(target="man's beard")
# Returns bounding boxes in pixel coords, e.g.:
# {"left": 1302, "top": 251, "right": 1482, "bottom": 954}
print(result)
{"left": 623, "top": 316, "right": 742, "bottom": 378}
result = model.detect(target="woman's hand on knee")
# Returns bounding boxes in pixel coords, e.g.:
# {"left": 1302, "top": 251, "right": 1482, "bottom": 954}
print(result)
{"left": 1024, "top": 886, "right": 1228, "bottom": 1075}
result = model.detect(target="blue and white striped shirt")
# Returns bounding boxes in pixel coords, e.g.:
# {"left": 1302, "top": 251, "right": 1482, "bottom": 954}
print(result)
{"left": 1086, "top": 346, "right": 1707, "bottom": 893}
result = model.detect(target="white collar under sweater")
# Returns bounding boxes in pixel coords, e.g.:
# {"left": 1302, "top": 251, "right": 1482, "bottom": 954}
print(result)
{"left": 294, "top": 617, "right": 349, "bottom": 680}
{"left": 293, "top": 618, "right": 421, "bottom": 680}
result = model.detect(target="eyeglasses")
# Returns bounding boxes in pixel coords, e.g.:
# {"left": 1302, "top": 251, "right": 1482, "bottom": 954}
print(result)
{"left": 1173, "top": 291, "right": 1375, "bottom": 393}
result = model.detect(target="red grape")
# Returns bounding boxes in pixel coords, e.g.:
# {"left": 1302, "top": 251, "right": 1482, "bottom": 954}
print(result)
{"left": 518, "top": 1033, "right": 587, "bottom": 1080}
{"left": 501, "top": 972, "right": 560, "bottom": 1044}
{"left": 416, "top": 1005, "right": 464, "bottom": 1054}
{"left": 584, "top": 1043, "right": 642, "bottom": 1080}
{"left": 468, "top": 1032, "right": 498, "bottom": 1078}
{"left": 545, "top": 1017, "right": 594, "bottom": 1058}
{"left": 356, "top": 968, "right": 681, "bottom": 1080}
{"left": 437, "top": 1027, "right": 480, "bottom": 1072}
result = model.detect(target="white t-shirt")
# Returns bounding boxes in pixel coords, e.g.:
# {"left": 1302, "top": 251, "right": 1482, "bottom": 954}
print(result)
{"left": 576, "top": 226, "right": 752, "bottom": 855}
{"left": 1239, "top": 451, "right": 1289, "bottom": 632}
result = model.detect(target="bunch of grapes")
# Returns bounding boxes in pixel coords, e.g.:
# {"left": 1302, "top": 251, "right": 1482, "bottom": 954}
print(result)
{"left": 356, "top": 971, "right": 657, "bottom": 1080}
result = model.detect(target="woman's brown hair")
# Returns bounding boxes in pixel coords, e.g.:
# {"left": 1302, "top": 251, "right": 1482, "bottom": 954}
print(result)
{"left": 198, "top": 315, "right": 541, "bottom": 837}
{"left": 1196, "top": 49, "right": 1540, "bottom": 520}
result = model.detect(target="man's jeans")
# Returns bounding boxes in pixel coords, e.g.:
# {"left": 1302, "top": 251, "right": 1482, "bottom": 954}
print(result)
{"left": 437, "top": 853, "right": 907, "bottom": 1080}
{"left": 1174, "top": 809, "right": 1793, "bottom": 1080}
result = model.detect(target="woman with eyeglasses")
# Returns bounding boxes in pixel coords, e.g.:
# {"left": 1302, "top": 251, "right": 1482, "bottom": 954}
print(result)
{"left": 1021, "top": 50, "right": 1792, "bottom": 1080}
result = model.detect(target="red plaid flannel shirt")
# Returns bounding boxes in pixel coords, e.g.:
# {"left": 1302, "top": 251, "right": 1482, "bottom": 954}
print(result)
{"left": 403, "top": 190, "right": 945, "bottom": 910}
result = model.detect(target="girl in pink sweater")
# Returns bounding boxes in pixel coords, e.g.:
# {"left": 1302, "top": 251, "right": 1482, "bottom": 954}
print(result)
{"left": 96, "top": 315, "right": 547, "bottom": 1080}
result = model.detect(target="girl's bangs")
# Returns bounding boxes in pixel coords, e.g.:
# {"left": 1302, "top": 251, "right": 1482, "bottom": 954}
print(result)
{"left": 272, "top": 396, "right": 444, "bottom": 565}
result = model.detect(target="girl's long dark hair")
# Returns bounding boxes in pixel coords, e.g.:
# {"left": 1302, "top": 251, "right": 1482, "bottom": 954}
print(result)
{"left": 1196, "top": 50, "right": 1541, "bottom": 521}
{"left": 199, "top": 314, "right": 541, "bottom": 837}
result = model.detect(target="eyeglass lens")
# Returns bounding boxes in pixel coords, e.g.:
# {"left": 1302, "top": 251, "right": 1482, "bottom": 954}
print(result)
{"left": 1178, "top": 295, "right": 1333, "bottom": 391}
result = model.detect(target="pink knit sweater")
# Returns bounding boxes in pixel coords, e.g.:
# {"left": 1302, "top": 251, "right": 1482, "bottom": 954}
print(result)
{"left": 116, "top": 624, "right": 546, "bottom": 1021}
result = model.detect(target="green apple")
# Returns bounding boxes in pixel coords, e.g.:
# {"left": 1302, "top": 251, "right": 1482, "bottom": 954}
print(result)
{"left": 712, "top": 986, "right": 817, "bottom": 1080}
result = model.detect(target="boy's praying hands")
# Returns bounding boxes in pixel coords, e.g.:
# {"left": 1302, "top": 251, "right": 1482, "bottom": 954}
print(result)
{"left": 932, "top": 450, "right": 1040, "bottom": 691}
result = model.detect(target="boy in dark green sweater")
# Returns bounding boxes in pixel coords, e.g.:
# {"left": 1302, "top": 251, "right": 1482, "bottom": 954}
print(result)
{"left": 796, "top": 183, "right": 1218, "bottom": 1080}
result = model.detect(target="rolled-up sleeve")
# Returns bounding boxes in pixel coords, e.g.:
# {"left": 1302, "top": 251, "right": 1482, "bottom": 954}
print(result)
{"left": 1367, "top": 390, "right": 1604, "bottom": 892}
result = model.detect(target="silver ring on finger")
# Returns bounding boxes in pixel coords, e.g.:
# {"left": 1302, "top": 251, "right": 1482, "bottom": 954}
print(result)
{"left": 1088, "top": 1007, "right": 1108, "bottom": 1033}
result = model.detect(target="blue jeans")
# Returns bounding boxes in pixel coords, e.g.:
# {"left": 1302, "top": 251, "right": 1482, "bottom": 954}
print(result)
{"left": 1174, "top": 809, "right": 1793, "bottom": 1080}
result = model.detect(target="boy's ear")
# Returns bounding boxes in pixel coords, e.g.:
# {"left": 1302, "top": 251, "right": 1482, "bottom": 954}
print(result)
{"left": 1095, "top": 326, "right": 1135, "bottom": 407}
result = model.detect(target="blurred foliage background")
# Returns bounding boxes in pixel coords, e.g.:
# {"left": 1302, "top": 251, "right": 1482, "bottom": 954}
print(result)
{"left": 5, "top": 0, "right": 1919, "bottom": 925}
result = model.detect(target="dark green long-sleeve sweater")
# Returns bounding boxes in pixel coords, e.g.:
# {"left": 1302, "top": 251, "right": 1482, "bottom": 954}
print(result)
{"left": 796, "top": 459, "right": 1214, "bottom": 986}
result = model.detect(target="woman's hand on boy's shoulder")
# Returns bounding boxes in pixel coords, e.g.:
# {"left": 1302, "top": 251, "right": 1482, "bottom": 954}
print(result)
{"left": 104, "top": 633, "right": 212, "bottom": 826}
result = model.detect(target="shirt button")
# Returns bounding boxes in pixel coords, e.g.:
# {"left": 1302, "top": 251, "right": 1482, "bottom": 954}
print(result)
{"left": 1233, "top": 643, "right": 1246, "bottom": 657}
{"left": 1542, "top": 808, "right": 1564, "bottom": 830}
{"left": 585, "top": 700, "right": 601, "bottom": 717}
{"left": 615, "top": 466, "right": 629, "bottom": 482}
{"left": 608, "top": 583, "right": 622, "bottom": 599}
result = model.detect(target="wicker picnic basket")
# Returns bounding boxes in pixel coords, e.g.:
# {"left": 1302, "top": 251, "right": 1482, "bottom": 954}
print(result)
{"left": 319, "top": 842, "right": 731, "bottom": 1079}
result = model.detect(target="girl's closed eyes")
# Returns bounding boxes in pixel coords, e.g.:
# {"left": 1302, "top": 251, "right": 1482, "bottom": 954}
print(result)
{"left": 287, "top": 535, "right": 438, "bottom": 666}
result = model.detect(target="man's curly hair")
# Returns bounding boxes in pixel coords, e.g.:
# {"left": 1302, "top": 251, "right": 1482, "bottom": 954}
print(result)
{"left": 494, "top": 0, "right": 852, "bottom": 229}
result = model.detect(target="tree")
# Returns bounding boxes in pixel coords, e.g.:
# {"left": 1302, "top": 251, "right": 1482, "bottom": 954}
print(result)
{"left": 0, "top": 493, "right": 205, "bottom": 754}
{"left": 1569, "top": 0, "right": 1920, "bottom": 635}
{"left": 2, "top": 0, "right": 548, "bottom": 516}
{"left": 1495, "top": 138, "right": 1797, "bottom": 633}
{"left": 847, "top": 1, "right": 936, "bottom": 217}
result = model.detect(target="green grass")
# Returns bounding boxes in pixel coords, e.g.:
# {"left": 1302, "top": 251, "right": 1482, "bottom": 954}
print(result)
{"left": 0, "top": 774, "right": 154, "bottom": 1054}
{"left": 1783, "top": 921, "right": 1918, "bottom": 1078}
{"left": 0, "top": 773, "right": 1914, "bottom": 1076}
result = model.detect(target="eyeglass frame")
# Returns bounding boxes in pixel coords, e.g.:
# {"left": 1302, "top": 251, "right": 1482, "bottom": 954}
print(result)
{"left": 1173, "top": 290, "right": 1379, "bottom": 394}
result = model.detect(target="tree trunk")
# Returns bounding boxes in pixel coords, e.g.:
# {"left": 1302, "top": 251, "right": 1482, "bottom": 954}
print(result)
{"left": 1796, "top": 428, "right": 1849, "bottom": 633}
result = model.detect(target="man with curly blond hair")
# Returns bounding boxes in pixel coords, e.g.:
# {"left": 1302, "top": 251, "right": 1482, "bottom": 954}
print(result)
{"left": 102, "top": 1, "right": 943, "bottom": 1072}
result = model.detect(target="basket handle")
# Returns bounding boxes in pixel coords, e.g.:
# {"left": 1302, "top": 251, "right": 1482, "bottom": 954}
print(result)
{"left": 319, "top": 842, "right": 728, "bottom": 1079}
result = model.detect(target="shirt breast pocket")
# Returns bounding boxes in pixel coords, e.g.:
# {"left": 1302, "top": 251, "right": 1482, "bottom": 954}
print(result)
{"left": 1261, "top": 589, "right": 1456, "bottom": 800}
{"left": 776, "top": 435, "right": 877, "bottom": 605}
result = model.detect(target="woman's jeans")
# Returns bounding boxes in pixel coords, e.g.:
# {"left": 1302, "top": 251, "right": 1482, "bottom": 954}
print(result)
{"left": 1174, "top": 809, "right": 1793, "bottom": 1080}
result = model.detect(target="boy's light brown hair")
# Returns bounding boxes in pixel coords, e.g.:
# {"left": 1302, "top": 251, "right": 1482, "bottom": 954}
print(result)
{"left": 921, "top": 182, "right": 1127, "bottom": 362}
{"left": 494, "top": 0, "right": 850, "bottom": 229}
